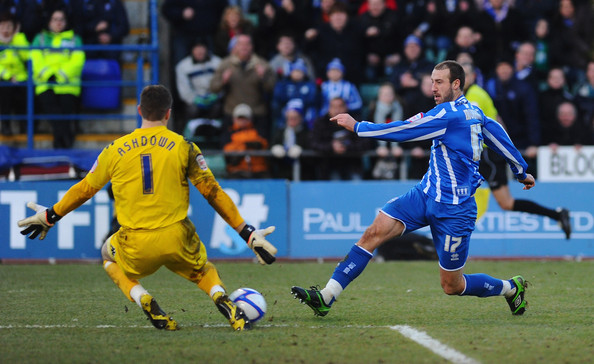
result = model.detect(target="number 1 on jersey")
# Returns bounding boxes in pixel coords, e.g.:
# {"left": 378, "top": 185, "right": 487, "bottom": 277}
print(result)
{"left": 141, "top": 154, "right": 154, "bottom": 194}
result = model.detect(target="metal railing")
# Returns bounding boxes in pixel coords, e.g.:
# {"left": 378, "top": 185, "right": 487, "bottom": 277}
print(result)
{"left": 0, "top": 0, "right": 160, "bottom": 150}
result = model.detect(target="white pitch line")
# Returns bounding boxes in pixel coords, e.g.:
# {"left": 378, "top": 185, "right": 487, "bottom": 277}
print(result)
{"left": 390, "top": 325, "right": 480, "bottom": 364}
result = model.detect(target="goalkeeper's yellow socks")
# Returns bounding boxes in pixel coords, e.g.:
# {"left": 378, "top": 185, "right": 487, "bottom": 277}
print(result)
{"left": 103, "top": 260, "right": 139, "bottom": 302}
{"left": 196, "top": 261, "right": 226, "bottom": 299}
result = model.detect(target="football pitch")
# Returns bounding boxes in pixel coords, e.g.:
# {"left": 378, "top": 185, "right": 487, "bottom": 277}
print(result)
{"left": 1, "top": 260, "right": 592, "bottom": 363}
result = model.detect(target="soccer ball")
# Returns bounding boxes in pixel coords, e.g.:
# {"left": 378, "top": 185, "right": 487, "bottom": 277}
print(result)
{"left": 229, "top": 287, "right": 267, "bottom": 323}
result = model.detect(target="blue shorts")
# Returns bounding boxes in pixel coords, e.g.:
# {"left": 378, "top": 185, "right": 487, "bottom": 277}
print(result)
{"left": 381, "top": 184, "right": 477, "bottom": 271}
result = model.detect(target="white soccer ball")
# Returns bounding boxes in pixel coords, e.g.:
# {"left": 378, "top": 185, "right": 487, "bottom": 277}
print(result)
{"left": 229, "top": 287, "right": 267, "bottom": 323}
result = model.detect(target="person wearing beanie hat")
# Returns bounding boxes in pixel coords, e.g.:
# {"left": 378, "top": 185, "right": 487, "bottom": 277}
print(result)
{"left": 270, "top": 98, "right": 311, "bottom": 179}
{"left": 326, "top": 58, "right": 345, "bottom": 73}
{"left": 271, "top": 58, "right": 319, "bottom": 130}
{"left": 404, "top": 34, "right": 423, "bottom": 48}
{"left": 388, "top": 33, "right": 433, "bottom": 105}
{"left": 319, "top": 58, "right": 363, "bottom": 118}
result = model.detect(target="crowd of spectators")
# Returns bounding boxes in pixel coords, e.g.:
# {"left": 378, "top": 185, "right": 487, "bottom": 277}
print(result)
{"left": 166, "top": 0, "right": 594, "bottom": 180}
{"left": 0, "top": 0, "right": 130, "bottom": 148}
{"left": 1, "top": 0, "right": 593, "bottom": 181}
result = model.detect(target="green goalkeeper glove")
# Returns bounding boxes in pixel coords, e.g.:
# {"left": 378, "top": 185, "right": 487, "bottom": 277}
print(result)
{"left": 17, "top": 202, "right": 62, "bottom": 240}
{"left": 240, "top": 224, "right": 278, "bottom": 265}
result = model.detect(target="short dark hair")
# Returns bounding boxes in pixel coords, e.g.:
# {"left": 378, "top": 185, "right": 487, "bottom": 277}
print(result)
{"left": 139, "top": 85, "right": 172, "bottom": 121}
{"left": 434, "top": 60, "right": 465, "bottom": 90}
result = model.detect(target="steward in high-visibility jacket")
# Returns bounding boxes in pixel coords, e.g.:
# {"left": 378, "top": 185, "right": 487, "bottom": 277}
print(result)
{"left": 30, "top": 29, "right": 85, "bottom": 96}
{"left": 0, "top": 32, "right": 29, "bottom": 82}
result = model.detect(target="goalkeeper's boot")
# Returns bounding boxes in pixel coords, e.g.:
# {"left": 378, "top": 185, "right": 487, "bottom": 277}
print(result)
{"left": 291, "top": 286, "right": 332, "bottom": 317}
{"left": 505, "top": 276, "right": 528, "bottom": 315}
{"left": 213, "top": 292, "right": 252, "bottom": 331}
{"left": 140, "top": 294, "right": 178, "bottom": 331}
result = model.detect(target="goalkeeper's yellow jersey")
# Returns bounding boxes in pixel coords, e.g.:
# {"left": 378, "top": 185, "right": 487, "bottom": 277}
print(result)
{"left": 82, "top": 125, "right": 235, "bottom": 230}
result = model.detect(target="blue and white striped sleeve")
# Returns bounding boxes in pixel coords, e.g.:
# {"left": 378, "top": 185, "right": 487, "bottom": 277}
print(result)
{"left": 482, "top": 116, "right": 528, "bottom": 180}
{"left": 354, "top": 109, "right": 449, "bottom": 143}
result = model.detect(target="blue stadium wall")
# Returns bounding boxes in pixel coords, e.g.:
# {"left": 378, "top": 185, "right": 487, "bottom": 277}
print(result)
{"left": 1, "top": 180, "right": 592, "bottom": 260}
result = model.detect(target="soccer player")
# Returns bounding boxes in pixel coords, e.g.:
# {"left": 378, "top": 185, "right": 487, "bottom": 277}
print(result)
{"left": 17, "top": 85, "right": 277, "bottom": 331}
{"left": 292, "top": 61, "right": 533, "bottom": 317}
{"left": 462, "top": 62, "right": 571, "bottom": 239}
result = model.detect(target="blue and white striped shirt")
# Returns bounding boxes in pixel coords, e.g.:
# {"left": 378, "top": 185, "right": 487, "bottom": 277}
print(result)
{"left": 355, "top": 95, "right": 528, "bottom": 205}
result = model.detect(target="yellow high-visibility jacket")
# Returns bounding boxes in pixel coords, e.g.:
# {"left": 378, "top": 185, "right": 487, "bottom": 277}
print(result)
{"left": 30, "top": 29, "right": 85, "bottom": 96}
{"left": 0, "top": 32, "right": 29, "bottom": 82}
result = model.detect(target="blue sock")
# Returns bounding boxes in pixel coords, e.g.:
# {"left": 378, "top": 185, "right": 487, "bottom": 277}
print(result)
{"left": 331, "top": 245, "right": 373, "bottom": 290}
{"left": 461, "top": 273, "right": 504, "bottom": 297}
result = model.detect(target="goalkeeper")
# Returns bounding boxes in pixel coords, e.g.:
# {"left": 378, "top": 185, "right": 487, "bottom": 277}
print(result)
{"left": 17, "top": 85, "right": 277, "bottom": 331}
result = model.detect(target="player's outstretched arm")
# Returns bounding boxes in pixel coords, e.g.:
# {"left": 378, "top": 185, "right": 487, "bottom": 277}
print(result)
{"left": 518, "top": 174, "right": 535, "bottom": 190}
{"left": 17, "top": 202, "right": 63, "bottom": 240}
{"left": 238, "top": 223, "right": 278, "bottom": 265}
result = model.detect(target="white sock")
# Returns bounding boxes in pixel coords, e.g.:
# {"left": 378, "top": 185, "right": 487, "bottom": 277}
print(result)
{"left": 321, "top": 279, "right": 342, "bottom": 305}
{"left": 130, "top": 285, "right": 149, "bottom": 307}
{"left": 500, "top": 280, "right": 515, "bottom": 298}
{"left": 209, "top": 285, "right": 225, "bottom": 298}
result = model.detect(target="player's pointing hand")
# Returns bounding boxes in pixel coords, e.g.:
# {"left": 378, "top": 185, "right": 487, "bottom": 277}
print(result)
{"left": 330, "top": 113, "right": 357, "bottom": 132}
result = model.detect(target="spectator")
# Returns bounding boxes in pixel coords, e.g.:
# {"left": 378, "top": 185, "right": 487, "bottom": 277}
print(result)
{"left": 304, "top": 1, "right": 366, "bottom": 85}
{"left": 532, "top": 18, "right": 551, "bottom": 91}
{"left": 213, "top": 5, "right": 256, "bottom": 58}
{"left": 319, "top": 58, "right": 363, "bottom": 118}
{"left": 20, "top": 0, "right": 72, "bottom": 42}
{"left": 410, "top": 0, "right": 449, "bottom": 64}
{"left": 444, "top": 0, "right": 481, "bottom": 39}
{"left": 389, "top": 34, "right": 433, "bottom": 106}
{"left": 0, "top": 13, "right": 29, "bottom": 135}
{"left": 514, "top": 41, "right": 541, "bottom": 92}
{"left": 223, "top": 103, "right": 270, "bottom": 178}
{"left": 455, "top": 52, "right": 485, "bottom": 87}
{"left": 30, "top": 9, "right": 85, "bottom": 149}
{"left": 475, "top": 0, "right": 528, "bottom": 74}
{"left": 268, "top": 33, "right": 315, "bottom": 80}
{"left": 548, "top": 0, "right": 593, "bottom": 88}
{"left": 485, "top": 59, "right": 540, "bottom": 169}
{"left": 539, "top": 67, "right": 574, "bottom": 145}
{"left": 175, "top": 39, "right": 222, "bottom": 121}
{"left": 357, "top": 0, "right": 401, "bottom": 82}
{"left": 446, "top": 26, "right": 492, "bottom": 80}
{"left": 547, "top": 101, "right": 588, "bottom": 148}
{"left": 367, "top": 83, "right": 404, "bottom": 180}
{"left": 514, "top": 0, "right": 557, "bottom": 33}
{"left": 305, "top": 0, "right": 336, "bottom": 31}
{"left": 161, "top": 0, "right": 226, "bottom": 65}
{"left": 271, "top": 58, "right": 318, "bottom": 131}
{"left": 310, "top": 96, "right": 373, "bottom": 180}
{"left": 71, "top": 0, "right": 130, "bottom": 61}
{"left": 573, "top": 60, "right": 594, "bottom": 126}
{"left": 253, "top": 0, "right": 312, "bottom": 58}
{"left": 399, "top": 73, "right": 432, "bottom": 179}
{"left": 210, "top": 34, "right": 276, "bottom": 140}
{"left": 269, "top": 98, "right": 311, "bottom": 180}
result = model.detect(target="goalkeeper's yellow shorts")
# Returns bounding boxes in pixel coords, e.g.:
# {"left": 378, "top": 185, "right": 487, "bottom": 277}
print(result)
{"left": 106, "top": 217, "right": 207, "bottom": 281}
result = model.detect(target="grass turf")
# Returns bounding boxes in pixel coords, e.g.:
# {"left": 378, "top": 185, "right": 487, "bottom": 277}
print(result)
{"left": 1, "top": 260, "right": 592, "bottom": 363}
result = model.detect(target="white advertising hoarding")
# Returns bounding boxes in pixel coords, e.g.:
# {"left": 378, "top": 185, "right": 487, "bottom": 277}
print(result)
{"left": 537, "top": 146, "right": 594, "bottom": 182}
